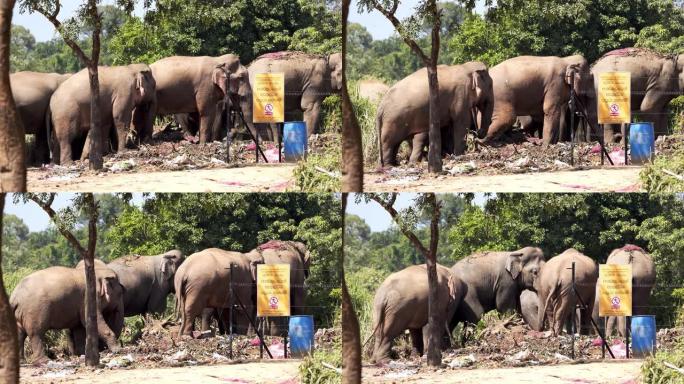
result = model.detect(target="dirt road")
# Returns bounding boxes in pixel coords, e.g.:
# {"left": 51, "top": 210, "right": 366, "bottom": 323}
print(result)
{"left": 364, "top": 360, "right": 643, "bottom": 383}
{"left": 27, "top": 164, "right": 297, "bottom": 192}
{"left": 366, "top": 167, "right": 642, "bottom": 192}
{"left": 22, "top": 360, "right": 301, "bottom": 384}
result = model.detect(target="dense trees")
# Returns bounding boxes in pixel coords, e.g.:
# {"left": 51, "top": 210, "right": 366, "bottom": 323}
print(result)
{"left": 348, "top": 0, "right": 684, "bottom": 83}
{"left": 345, "top": 193, "right": 684, "bottom": 327}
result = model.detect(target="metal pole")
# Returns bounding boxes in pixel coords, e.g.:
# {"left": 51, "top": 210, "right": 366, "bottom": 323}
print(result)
{"left": 626, "top": 316, "right": 631, "bottom": 359}
{"left": 278, "top": 123, "right": 282, "bottom": 163}
{"left": 570, "top": 89, "right": 576, "bottom": 166}
{"left": 623, "top": 124, "right": 629, "bottom": 165}
{"left": 255, "top": 125, "right": 259, "bottom": 163}
{"left": 284, "top": 327, "right": 288, "bottom": 359}
{"left": 602, "top": 316, "right": 606, "bottom": 359}
{"left": 600, "top": 124, "right": 605, "bottom": 166}
{"left": 229, "top": 264, "right": 234, "bottom": 360}
{"left": 571, "top": 261, "right": 576, "bottom": 360}
{"left": 259, "top": 318, "right": 264, "bottom": 359}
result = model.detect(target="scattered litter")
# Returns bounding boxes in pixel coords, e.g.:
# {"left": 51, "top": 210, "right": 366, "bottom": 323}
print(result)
{"left": 553, "top": 353, "right": 572, "bottom": 362}
{"left": 108, "top": 159, "right": 136, "bottom": 172}
{"left": 449, "top": 161, "right": 477, "bottom": 175}
{"left": 384, "top": 369, "right": 418, "bottom": 379}
{"left": 448, "top": 354, "right": 476, "bottom": 368}
{"left": 42, "top": 369, "right": 76, "bottom": 378}
{"left": 211, "top": 353, "right": 230, "bottom": 362}
{"left": 106, "top": 354, "right": 135, "bottom": 368}
{"left": 47, "top": 173, "right": 80, "bottom": 181}
{"left": 664, "top": 361, "right": 684, "bottom": 375}
{"left": 321, "top": 361, "right": 343, "bottom": 374}
{"left": 608, "top": 149, "right": 626, "bottom": 165}
{"left": 218, "top": 378, "right": 252, "bottom": 383}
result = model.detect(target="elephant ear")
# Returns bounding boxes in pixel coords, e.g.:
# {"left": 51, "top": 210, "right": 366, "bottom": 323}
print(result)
{"left": 212, "top": 66, "right": 228, "bottom": 95}
{"left": 249, "top": 259, "right": 263, "bottom": 282}
{"left": 506, "top": 252, "right": 524, "bottom": 280}
{"left": 160, "top": 254, "right": 175, "bottom": 280}
{"left": 565, "top": 64, "right": 579, "bottom": 86}
{"left": 447, "top": 273, "right": 459, "bottom": 303}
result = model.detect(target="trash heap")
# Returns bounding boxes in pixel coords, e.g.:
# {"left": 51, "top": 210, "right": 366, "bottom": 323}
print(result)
{"left": 373, "top": 133, "right": 684, "bottom": 181}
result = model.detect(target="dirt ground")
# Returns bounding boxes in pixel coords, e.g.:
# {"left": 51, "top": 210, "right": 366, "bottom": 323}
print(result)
{"left": 28, "top": 164, "right": 296, "bottom": 192}
{"left": 365, "top": 166, "right": 642, "bottom": 192}
{"left": 367, "top": 133, "right": 683, "bottom": 192}
{"left": 26, "top": 127, "right": 339, "bottom": 192}
{"left": 21, "top": 360, "right": 302, "bottom": 384}
{"left": 363, "top": 360, "right": 643, "bottom": 383}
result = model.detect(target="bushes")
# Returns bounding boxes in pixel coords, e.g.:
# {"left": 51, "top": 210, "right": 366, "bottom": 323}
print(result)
{"left": 640, "top": 138, "right": 684, "bottom": 193}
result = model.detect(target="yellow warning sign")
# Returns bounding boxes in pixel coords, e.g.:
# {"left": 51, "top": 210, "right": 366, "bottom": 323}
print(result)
{"left": 256, "top": 264, "right": 290, "bottom": 317}
{"left": 598, "top": 72, "right": 631, "bottom": 124}
{"left": 253, "top": 73, "right": 285, "bottom": 123}
{"left": 598, "top": 264, "right": 632, "bottom": 317}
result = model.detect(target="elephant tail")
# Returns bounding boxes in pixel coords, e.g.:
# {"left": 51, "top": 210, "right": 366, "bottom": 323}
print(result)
{"left": 365, "top": 295, "right": 387, "bottom": 353}
{"left": 376, "top": 103, "right": 384, "bottom": 167}
{"left": 175, "top": 276, "right": 187, "bottom": 332}
{"left": 45, "top": 104, "right": 53, "bottom": 159}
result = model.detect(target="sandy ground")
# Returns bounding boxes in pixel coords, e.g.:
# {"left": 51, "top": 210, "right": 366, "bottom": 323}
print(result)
{"left": 364, "top": 360, "right": 643, "bottom": 383}
{"left": 27, "top": 164, "right": 297, "bottom": 192}
{"left": 21, "top": 360, "right": 302, "bottom": 384}
{"left": 365, "top": 166, "right": 643, "bottom": 192}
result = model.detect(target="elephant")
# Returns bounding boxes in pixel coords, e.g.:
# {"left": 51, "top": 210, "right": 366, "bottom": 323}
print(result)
{"left": 370, "top": 264, "right": 464, "bottom": 364}
{"left": 10, "top": 71, "right": 71, "bottom": 164}
{"left": 107, "top": 250, "right": 185, "bottom": 317}
{"left": 10, "top": 261, "right": 124, "bottom": 362}
{"left": 588, "top": 48, "right": 684, "bottom": 144}
{"left": 243, "top": 51, "right": 342, "bottom": 140}
{"left": 174, "top": 248, "right": 263, "bottom": 337}
{"left": 356, "top": 79, "right": 389, "bottom": 103}
{"left": 450, "top": 247, "right": 545, "bottom": 327}
{"left": 535, "top": 248, "right": 598, "bottom": 336}
{"left": 376, "top": 62, "right": 494, "bottom": 166}
{"left": 592, "top": 245, "right": 656, "bottom": 337}
{"left": 149, "top": 54, "right": 250, "bottom": 144}
{"left": 479, "top": 55, "right": 592, "bottom": 146}
{"left": 49, "top": 64, "right": 156, "bottom": 164}
{"left": 520, "top": 289, "right": 540, "bottom": 330}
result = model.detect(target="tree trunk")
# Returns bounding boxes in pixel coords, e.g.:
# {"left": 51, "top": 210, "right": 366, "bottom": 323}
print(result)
{"left": 0, "top": 194, "right": 19, "bottom": 383}
{"left": 0, "top": 0, "right": 26, "bottom": 192}
{"left": 83, "top": 193, "right": 99, "bottom": 366}
{"left": 341, "top": 194, "right": 361, "bottom": 383}
{"left": 424, "top": 193, "right": 441, "bottom": 367}
{"left": 87, "top": 65, "right": 104, "bottom": 170}
{"left": 341, "top": 0, "right": 363, "bottom": 192}
{"left": 426, "top": 64, "right": 442, "bottom": 174}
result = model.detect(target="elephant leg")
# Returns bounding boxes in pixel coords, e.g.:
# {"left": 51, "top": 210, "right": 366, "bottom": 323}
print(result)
{"left": 180, "top": 295, "right": 204, "bottom": 336}
{"left": 409, "top": 133, "right": 427, "bottom": 164}
{"left": 92, "top": 310, "right": 120, "bottom": 353}
{"left": 80, "top": 131, "right": 91, "bottom": 161}
{"left": 113, "top": 103, "right": 134, "bottom": 152}
{"left": 302, "top": 101, "right": 321, "bottom": 137}
{"left": 201, "top": 308, "right": 214, "bottom": 333}
{"left": 542, "top": 105, "right": 562, "bottom": 145}
{"left": 372, "top": 327, "right": 392, "bottom": 364}
{"left": 484, "top": 112, "right": 516, "bottom": 142}
{"left": 410, "top": 328, "right": 424, "bottom": 357}
{"left": 198, "top": 106, "right": 218, "bottom": 144}
{"left": 553, "top": 295, "right": 572, "bottom": 336}
{"left": 268, "top": 123, "right": 278, "bottom": 142}
{"left": 56, "top": 126, "right": 73, "bottom": 165}
{"left": 29, "top": 331, "right": 48, "bottom": 363}
{"left": 17, "top": 328, "right": 26, "bottom": 360}
{"left": 617, "top": 316, "right": 627, "bottom": 338}
{"left": 380, "top": 130, "right": 401, "bottom": 167}
{"left": 450, "top": 105, "right": 470, "bottom": 155}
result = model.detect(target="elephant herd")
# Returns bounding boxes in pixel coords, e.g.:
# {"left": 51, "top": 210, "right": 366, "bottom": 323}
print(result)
{"left": 11, "top": 51, "right": 342, "bottom": 165}
{"left": 378, "top": 47, "right": 684, "bottom": 166}
{"left": 370, "top": 244, "right": 656, "bottom": 363}
{"left": 10, "top": 240, "right": 310, "bottom": 363}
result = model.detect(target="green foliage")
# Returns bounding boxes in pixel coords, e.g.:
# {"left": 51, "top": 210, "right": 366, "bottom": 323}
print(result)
{"left": 347, "top": 81, "right": 379, "bottom": 166}
{"left": 298, "top": 337, "right": 341, "bottom": 384}
{"left": 109, "top": 0, "right": 340, "bottom": 65}
{"left": 642, "top": 344, "right": 684, "bottom": 384}
{"left": 293, "top": 138, "right": 341, "bottom": 192}
{"left": 640, "top": 138, "right": 684, "bottom": 192}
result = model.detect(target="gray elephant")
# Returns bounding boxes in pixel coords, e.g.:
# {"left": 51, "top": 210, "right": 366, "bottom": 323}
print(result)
{"left": 535, "top": 248, "right": 598, "bottom": 335}
{"left": 49, "top": 64, "right": 156, "bottom": 164}
{"left": 588, "top": 48, "right": 684, "bottom": 143}
{"left": 520, "top": 289, "right": 540, "bottom": 330}
{"left": 371, "top": 264, "right": 463, "bottom": 363}
{"left": 174, "top": 248, "right": 263, "bottom": 337}
{"left": 592, "top": 245, "right": 656, "bottom": 337}
{"left": 10, "top": 261, "right": 124, "bottom": 362}
{"left": 450, "top": 247, "right": 545, "bottom": 326}
{"left": 480, "top": 55, "right": 591, "bottom": 145}
{"left": 377, "top": 62, "right": 494, "bottom": 166}
{"left": 107, "top": 250, "right": 184, "bottom": 317}
{"left": 149, "top": 54, "right": 251, "bottom": 144}
{"left": 243, "top": 51, "right": 342, "bottom": 140}
{"left": 10, "top": 71, "right": 71, "bottom": 164}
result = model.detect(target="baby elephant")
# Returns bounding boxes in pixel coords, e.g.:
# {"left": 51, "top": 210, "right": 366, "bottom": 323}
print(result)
{"left": 10, "top": 261, "right": 125, "bottom": 363}
{"left": 371, "top": 264, "right": 464, "bottom": 364}
{"left": 535, "top": 248, "right": 598, "bottom": 335}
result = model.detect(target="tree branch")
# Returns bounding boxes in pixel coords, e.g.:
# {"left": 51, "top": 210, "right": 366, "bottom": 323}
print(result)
{"left": 369, "top": 193, "right": 429, "bottom": 257}
{"left": 29, "top": 194, "right": 87, "bottom": 257}
{"left": 368, "top": 0, "right": 430, "bottom": 64}
{"left": 30, "top": 3, "right": 92, "bottom": 67}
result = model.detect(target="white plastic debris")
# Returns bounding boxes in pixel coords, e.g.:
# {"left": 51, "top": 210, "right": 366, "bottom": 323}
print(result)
{"left": 448, "top": 354, "right": 477, "bottom": 368}
{"left": 384, "top": 369, "right": 418, "bottom": 379}
{"left": 554, "top": 353, "right": 572, "bottom": 362}
{"left": 449, "top": 161, "right": 477, "bottom": 175}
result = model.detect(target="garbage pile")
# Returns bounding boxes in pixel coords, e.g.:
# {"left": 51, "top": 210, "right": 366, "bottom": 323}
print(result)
{"left": 374, "top": 133, "right": 684, "bottom": 180}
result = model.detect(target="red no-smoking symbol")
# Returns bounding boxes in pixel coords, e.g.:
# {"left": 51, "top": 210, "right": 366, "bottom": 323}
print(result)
{"left": 265, "top": 104, "right": 274, "bottom": 113}
{"left": 269, "top": 296, "right": 279, "bottom": 309}
{"left": 609, "top": 103, "right": 619, "bottom": 114}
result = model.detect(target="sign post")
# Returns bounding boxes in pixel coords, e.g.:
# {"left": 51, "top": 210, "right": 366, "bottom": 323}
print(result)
{"left": 257, "top": 264, "right": 291, "bottom": 358}
{"left": 599, "top": 264, "right": 633, "bottom": 358}
{"left": 253, "top": 73, "right": 285, "bottom": 163}
{"left": 597, "top": 72, "right": 631, "bottom": 164}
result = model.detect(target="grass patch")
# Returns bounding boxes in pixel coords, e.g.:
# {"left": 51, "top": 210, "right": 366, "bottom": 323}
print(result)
{"left": 292, "top": 136, "right": 341, "bottom": 192}
{"left": 640, "top": 136, "right": 684, "bottom": 193}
